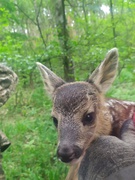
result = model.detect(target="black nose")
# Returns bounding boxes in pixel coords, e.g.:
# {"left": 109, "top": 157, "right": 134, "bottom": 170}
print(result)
{"left": 57, "top": 144, "right": 83, "bottom": 163}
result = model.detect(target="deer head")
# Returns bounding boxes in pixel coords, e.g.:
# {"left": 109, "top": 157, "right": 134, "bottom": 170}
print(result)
{"left": 36, "top": 48, "right": 118, "bottom": 164}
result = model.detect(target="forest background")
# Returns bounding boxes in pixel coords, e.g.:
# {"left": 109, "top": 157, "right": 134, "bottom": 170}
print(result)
{"left": 0, "top": 0, "right": 135, "bottom": 179}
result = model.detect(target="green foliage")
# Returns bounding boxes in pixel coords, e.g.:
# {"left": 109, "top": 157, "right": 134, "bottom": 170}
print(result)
{"left": 0, "top": 87, "right": 68, "bottom": 180}
{"left": 1, "top": 0, "right": 135, "bottom": 82}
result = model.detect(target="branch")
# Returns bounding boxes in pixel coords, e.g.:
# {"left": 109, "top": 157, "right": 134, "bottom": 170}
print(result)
{"left": 109, "top": 0, "right": 117, "bottom": 47}
{"left": 82, "top": 0, "right": 88, "bottom": 25}
{"left": 35, "top": 0, "right": 47, "bottom": 48}
{"left": 66, "top": 0, "right": 81, "bottom": 17}
{"left": 14, "top": 3, "right": 37, "bottom": 26}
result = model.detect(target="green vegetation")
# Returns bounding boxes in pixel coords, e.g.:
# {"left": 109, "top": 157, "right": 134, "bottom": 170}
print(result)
{"left": 1, "top": 0, "right": 135, "bottom": 179}
{"left": 0, "top": 86, "right": 68, "bottom": 180}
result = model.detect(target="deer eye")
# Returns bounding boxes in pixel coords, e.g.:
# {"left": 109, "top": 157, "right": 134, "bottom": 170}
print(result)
{"left": 52, "top": 117, "right": 58, "bottom": 128}
{"left": 82, "top": 112, "right": 95, "bottom": 126}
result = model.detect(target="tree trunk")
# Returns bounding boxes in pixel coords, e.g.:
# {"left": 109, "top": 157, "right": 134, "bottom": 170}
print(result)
{"left": 54, "top": 0, "right": 75, "bottom": 82}
{"left": 109, "top": 0, "right": 117, "bottom": 47}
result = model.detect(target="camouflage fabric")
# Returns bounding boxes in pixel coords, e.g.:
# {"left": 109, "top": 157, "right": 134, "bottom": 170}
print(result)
{"left": 0, "top": 131, "right": 11, "bottom": 180}
{"left": 0, "top": 64, "right": 18, "bottom": 180}
{"left": 0, "top": 64, "right": 18, "bottom": 107}
{"left": 0, "top": 131, "right": 11, "bottom": 153}
{"left": 0, "top": 153, "right": 5, "bottom": 180}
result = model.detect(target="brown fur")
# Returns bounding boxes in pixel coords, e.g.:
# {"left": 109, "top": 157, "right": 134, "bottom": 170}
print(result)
{"left": 36, "top": 48, "right": 135, "bottom": 180}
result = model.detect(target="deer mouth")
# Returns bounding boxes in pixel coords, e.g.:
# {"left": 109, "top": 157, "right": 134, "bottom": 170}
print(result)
{"left": 57, "top": 145, "right": 83, "bottom": 164}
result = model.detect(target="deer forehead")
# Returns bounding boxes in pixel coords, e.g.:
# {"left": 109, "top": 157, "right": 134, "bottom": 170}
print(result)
{"left": 52, "top": 82, "right": 99, "bottom": 115}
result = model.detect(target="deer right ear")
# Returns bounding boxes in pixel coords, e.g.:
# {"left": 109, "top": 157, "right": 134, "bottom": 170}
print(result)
{"left": 88, "top": 48, "right": 118, "bottom": 93}
{"left": 36, "top": 62, "right": 65, "bottom": 97}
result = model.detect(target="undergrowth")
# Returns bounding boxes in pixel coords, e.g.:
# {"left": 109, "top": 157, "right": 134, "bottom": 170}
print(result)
{"left": 0, "top": 86, "right": 68, "bottom": 180}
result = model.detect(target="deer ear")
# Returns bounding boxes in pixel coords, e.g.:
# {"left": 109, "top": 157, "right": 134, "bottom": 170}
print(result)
{"left": 36, "top": 62, "right": 65, "bottom": 97}
{"left": 89, "top": 48, "right": 118, "bottom": 93}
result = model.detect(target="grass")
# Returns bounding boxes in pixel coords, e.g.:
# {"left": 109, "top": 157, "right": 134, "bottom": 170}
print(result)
{"left": 1, "top": 79, "right": 135, "bottom": 180}
{"left": 0, "top": 86, "right": 68, "bottom": 180}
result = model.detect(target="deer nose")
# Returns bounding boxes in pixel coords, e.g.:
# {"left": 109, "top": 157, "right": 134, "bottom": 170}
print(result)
{"left": 57, "top": 144, "right": 83, "bottom": 163}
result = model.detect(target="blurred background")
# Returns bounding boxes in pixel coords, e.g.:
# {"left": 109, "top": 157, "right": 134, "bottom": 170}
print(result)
{"left": 0, "top": 0, "right": 135, "bottom": 179}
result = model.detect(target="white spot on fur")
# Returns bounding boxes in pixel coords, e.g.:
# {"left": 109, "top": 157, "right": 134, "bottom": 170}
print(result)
{"left": 106, "top": 99, "right": 135, "bottom": 109}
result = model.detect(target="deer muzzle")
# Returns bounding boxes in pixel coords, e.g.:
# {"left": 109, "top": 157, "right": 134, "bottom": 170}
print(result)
{"left": 57, "top": 144, "right": 83, "bottom": 163}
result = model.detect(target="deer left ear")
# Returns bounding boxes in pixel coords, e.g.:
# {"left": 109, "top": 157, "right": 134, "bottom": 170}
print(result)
{"left": 88, "top": 48, "right": 118, "bottom": 93}
{"left": 36, "top": 62, "right": 65, "bottom": 97}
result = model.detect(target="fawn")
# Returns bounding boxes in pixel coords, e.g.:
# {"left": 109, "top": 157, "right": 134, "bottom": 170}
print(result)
{"left": 37, "top": 48, "right": 135, "bottom": 180}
